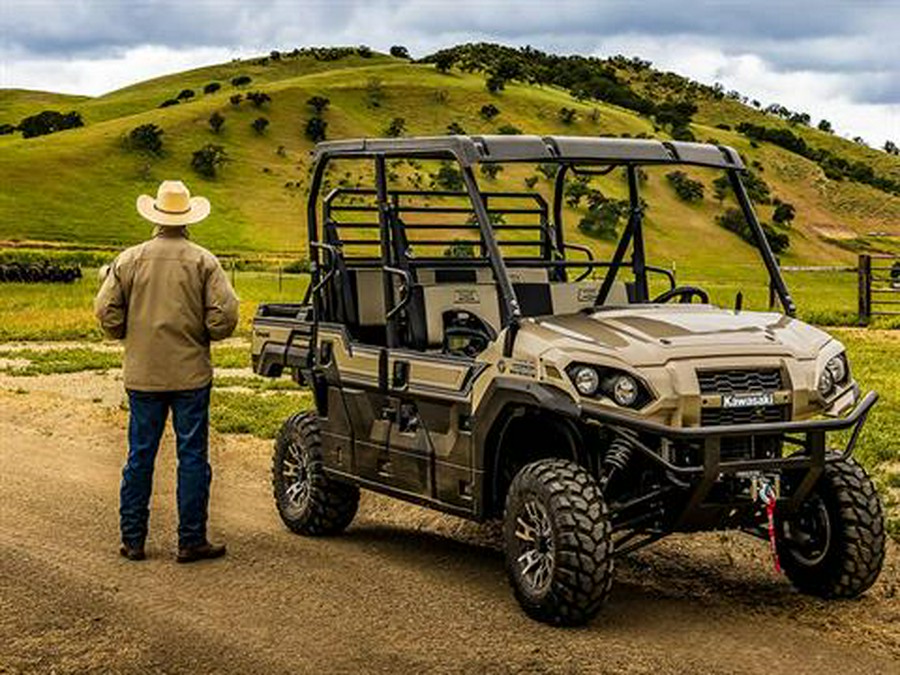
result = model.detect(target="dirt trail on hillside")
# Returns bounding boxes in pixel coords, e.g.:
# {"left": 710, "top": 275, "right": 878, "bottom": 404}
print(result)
{"left": 1, "top": 390, "right": 899, "bottom": 675}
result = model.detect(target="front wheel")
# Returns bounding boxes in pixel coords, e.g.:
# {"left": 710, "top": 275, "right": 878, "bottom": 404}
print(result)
{"left": 503, "top": 459, "right": 614, "bottom": 626}
{"left": 777, "top": 456, "right": 885, "bottom": 598}
{"left": 272, "top": 412, "right": 359, "bottom": 535}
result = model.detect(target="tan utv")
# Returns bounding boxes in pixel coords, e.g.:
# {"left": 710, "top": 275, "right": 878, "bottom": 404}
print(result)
{"left": 252, "top": 136, "right": 885, "bottom": 626}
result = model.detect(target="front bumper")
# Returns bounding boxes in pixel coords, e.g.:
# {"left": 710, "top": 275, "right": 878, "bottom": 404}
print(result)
{"left": 584, "top": 390, "right": 878, "bottom": 524}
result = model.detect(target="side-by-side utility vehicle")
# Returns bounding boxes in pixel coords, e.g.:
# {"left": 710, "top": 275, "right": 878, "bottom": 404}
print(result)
{"left": 252, "top": 136, "right": 885, "bottom": 625}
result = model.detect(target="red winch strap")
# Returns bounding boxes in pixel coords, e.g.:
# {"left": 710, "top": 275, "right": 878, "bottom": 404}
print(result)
{"left": 759, "top": 482, "right": 782, "bottom": 574}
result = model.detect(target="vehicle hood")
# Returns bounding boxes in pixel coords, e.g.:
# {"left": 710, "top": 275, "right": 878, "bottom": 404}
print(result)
{"left": 525, "top": 305, "right": 833, "bottom": 367}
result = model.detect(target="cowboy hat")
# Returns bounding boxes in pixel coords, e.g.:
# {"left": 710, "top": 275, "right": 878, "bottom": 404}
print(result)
{"left": 136, "top": 180, "right": 211, "bottom": 226}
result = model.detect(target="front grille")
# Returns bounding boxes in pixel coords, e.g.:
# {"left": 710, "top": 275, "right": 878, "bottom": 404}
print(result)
{"left": 697, "top": 369, "right": 783, "bottom": 394}
{"left": 701, "top": 404, "right": 789, "bottom": 427}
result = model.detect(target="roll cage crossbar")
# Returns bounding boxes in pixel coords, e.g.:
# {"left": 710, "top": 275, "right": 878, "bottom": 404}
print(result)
{"left": 305, "top": 136, "right": 797, "bottom": 349}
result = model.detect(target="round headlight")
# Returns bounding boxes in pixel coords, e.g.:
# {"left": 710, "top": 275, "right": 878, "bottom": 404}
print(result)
{"left": 826, "top": 354, "right": 847, "bottom": 384}
{"left": 818, "top": 367, "right": 835, "bottom": 397}
{"left": 612, "top": 375, "right": 639, "bottom": 407}
{"left": 573, "top": 366, "right": 600, "bottom": 395}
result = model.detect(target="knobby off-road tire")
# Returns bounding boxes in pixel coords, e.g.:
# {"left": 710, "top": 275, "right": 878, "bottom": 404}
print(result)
{"left": 503, "top": 459, "right": 614, "bottom": 626}
{"left": 777, "top": 455, "right": 885, "bottom": 598}
{"left": 272, "top": 412, "right": 359, "bottom": 535}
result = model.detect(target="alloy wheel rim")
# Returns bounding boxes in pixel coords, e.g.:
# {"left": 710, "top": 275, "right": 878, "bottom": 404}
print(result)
{"left": 783, "top": 495, "right": 832, "bottom": 566}
{"left": 514, "top": 498, "right": 555, "bottom": 594}
{"left": 282, "top": 441, "right": 310, "bottom": 511}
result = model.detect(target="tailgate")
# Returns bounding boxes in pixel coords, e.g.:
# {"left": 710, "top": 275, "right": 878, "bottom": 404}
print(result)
{"left": 251, "top": 303, "right": 314, "bottom": 378}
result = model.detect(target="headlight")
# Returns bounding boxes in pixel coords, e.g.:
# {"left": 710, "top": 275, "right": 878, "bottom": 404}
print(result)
{"left": 566, "top": 364, "right": 651, "bottom": 409}
{"left": 610, "top": 374, "right": 638, "bottom": 407}
{"left": 826, "top": 354, "right": 847, "bottom": 384}
{"left": 572, "top": 366, "right": 600, "bottom": 395}
{"left": 819, "top": 353, "right": 849, "bottom": 398}
{"left": 818, "top": 367, "right": 835, "bottom": 397}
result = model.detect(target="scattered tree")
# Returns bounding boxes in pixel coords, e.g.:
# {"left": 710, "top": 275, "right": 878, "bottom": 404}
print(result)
{"left": 558, "top": 107, "right": 577, "bottom": 125}
{"left": 716, "top": 207, "right": 790, "bottom": 253}
{"left": 884, "top": 140, "right": 899, "bottom": 156}
{"left": 485, "top": 74, "right": 506, "bottom": 93}
{"left": 159, "top": 99, "right": 179, "bottom": 108}
{"left": 443, "top": 240, "right": 475, "bottom": 258}
{"left": 385, "top": 117, "right": 406, "bottom": 138}
{"left": 126, "top": 123, "right": 164, "bottom": 155}
{"left": 203, "top": 82, "right": 221, "bottom": 94}
{"left": 480, "top": 164, "right": 503, "bottom": 180}
{"left": 247, "top": 91, "right": 271, "bottom": 107}
{"left": 177, "top": 89, "right": 195, "bottom": 101}
{"left": 433, "top": 52, "right": 455, "bottom": 73}
{"left": 480, "top": 103, "right": 500, "bottom": 120}
{"left": 208, "top": 112, "right": 225, "bottom": 134}
{"left": 365, "top": 77, "right": 384, "bottom": 108}
{"left": 191, "top": 144, "right": 229, "bottom": 178}
{"left": 665, "top": 171, "right": 704, "bottom": 202}
{"left": 251, "top": 117, "right": 270, "bottom": 135}
{"left": 446, "top": 121, "right": 466, "bottom": 135}
{"left": 524, "top": 176, "right": 539, "bottom": 189}
{"left": 712, "top": 175, "right": 730, "bottom": 205}
{"left": 431, "top": 162, "right": 464, "bottom": 191}
{"left": 307, "top": 96, "right": 330, "bottom": 115}
{"left": 356, "top": 45, "right": 373, "bottom": 58}
{"left": 305, "top": 116, "right": 328, "bottom": 142}
{"left": 772, "top": 199, "right": 796, "bottom": 225}
{"left": 496, "top": 124, "right": 522, "bottom": 135}
{"left": 579, "top": 197, "right": 627, "bottom": 241}
{"left": 18, "top": 110, "right": 84, "bottom": 138}
{"left": 743, "top": 170, "right": 771, "bottom": 204}
{"left": 390, "top": 45, "right": 410, "bottom": 59}
{"left": 229, "top": 94, "right": 243, "bottom": 106}
{"left": 536, "top": 163, "right": 558, "bottom": 180}
{"left": 231, "top": 75, "right": 252, "bottom": 87}
{"left": 0, "top": 123, "right": 16, "bottom": 135}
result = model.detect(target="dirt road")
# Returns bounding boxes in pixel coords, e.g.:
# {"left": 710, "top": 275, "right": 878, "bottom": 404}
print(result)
{"left": 1, "top": 389, "right": 898, "bottom": 675}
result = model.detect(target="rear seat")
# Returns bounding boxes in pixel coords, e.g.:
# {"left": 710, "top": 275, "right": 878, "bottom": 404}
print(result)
{"left": 344, "top": 266, "right": 630, "bottom": 349}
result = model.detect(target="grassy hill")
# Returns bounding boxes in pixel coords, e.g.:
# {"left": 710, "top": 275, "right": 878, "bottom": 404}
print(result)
{"left": 1, "top": 46, "right": 898, "bottom": 280}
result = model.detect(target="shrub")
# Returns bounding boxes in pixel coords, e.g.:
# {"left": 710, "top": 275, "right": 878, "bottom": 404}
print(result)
{"left": 307, "top": 96, "right": 330, "bottom": 115}
{"left": 558, "top": 107, "right": 577, "bottom": 125}
{"left": 485, "top": 74, "right": 505, "bottom": 93}
{"left": 304, "top": 117, "right": 327, "bottom": 142}
{"left": 390, "top": 45, "right": 410, "bottom": 59}
{"left": 480, "top": 104, "right": 500, "bottom": 120}
{"left": 0, "top": 123, "right": 15, "bottom": 135}
{"left": 357, "top": 45, "right": 373, "bottom": 58}
{"left": 203, "top": 82, "right": 221, "bottom": 94}
{"left": 496, "top": 124, "right": 521, "bottom": 135}
{"left": 229, "top": 94, "right": 243, "bottom": 106}
{"left": 431, "top": 162, "right": 464, "bottom": 191}
{"left": 443, "top": 240, "right": 475, "bottom": 258}
{"left": 385, "top": 117, "right": 406, "bottom": 137}
{"left": 365, "top": 78, "right": 384, "bottom": 108}
{"left": 579, "top": 198, "right": 627, "bottom": 241}
{"left": 177, "top": 89, "right": 195, "bottom": 100}
{"left": 434, "top": 52, "right": 455, "bottom": 73}
{"left": 446, "top": 121, "right": 466, "bottom": 135}
{"left": 246, "top": 91, "right": 271, "bottom": 107}
{"left": 536, "top": 163, "right": 557, "bottom": 180}
{"left": 743, "top": 170, "right": 771, "bottom": 204}
{"left": 524, "top": 176, "right": 539, "bottom": 189}
{"left": 665, "top": 171, "right": 704, "bottom": 202}
{"left": 159, "top": 99, "right": 179, "bottom": 108}
{"left": 712, "top": 175, "right": 730, "bottom": 204}
{"left": 480, "top": 164, "right": 503, "bottom": 180}
{"left": 18, "top": 110, "right": 84, "bottom": 138}
{"left": 231, "top": 75, "right": 252, "bottom": 87}
{"left": 126, "top": 123, "right": 164, "bottom": 154}
{"left": 772, "top": 199, "right": 796, "bottom": 225}
{"left": 191, "top": 144, "right": 229, "bottom": 178}
{"left": 252, "top": 117, "right": 269, "bottom": 134}
{"left": 716, "top": 207, "right": 790, "bottom": 253}
{"left": 208, "top": 112, "right": 225, "bottom": 134}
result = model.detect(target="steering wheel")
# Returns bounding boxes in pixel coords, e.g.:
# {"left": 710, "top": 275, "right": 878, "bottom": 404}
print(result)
{"left": 652, "top": 285, "right": 710, "bottom": 305}
{"left": 442, "top": 311, "right": 496, "bottom": 357}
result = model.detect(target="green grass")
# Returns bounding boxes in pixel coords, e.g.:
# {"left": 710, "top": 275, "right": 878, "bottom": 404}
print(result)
{"left": 209, "top": 389, "right": 311, "bottom": 438}
{"left": 0, "top": 269, "right": 308, "bottom": 341}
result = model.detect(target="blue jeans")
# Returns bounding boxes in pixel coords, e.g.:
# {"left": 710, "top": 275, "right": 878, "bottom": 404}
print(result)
{"left": 120, "top": 385, "right": 212, "bottom": 548}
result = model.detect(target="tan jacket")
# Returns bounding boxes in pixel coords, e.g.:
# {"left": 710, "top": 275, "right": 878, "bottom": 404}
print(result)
{"left": 94, "top": 231, "right": 239, "bottom": 391}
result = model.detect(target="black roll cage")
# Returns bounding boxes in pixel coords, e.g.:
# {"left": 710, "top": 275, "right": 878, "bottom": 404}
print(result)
{"left": 305, "top": 139, "right": 797, "bottom": 350}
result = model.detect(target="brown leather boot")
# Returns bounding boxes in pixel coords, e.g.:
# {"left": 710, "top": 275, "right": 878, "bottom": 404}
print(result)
{"left": 120, "top": 543, "right": 146, "bottom": 561}
{"left": 176, "top": 541, "right": 227, "bottom": 564}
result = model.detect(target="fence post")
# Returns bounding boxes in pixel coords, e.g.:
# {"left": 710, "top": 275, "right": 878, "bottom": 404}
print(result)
{"left": 278, "top": 264, "right": 283, "bottom": 293}
{"left": 231, "top": 259, "right": 236, "bottom": 288}
{"left": 858, "top": 253, "right": 871, "bottom": 325}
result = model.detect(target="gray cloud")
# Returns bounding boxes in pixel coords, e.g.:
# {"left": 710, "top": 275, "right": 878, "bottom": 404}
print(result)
{"left": 1, "top": 0, "right": 897, "bottom": 138}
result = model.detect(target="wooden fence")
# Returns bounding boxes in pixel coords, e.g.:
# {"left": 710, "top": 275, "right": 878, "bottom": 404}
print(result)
{"left": 858, "top": 253, "right": 900, "bottom": 323}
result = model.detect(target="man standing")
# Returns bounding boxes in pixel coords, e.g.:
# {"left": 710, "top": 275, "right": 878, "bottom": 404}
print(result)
{"left": 95, "top": 180, "right": 239, "bottom": 563}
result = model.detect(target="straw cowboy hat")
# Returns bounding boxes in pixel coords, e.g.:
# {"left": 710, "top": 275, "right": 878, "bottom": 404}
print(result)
{"left": 136, "top": 180, "right": 211, "bottom": 226}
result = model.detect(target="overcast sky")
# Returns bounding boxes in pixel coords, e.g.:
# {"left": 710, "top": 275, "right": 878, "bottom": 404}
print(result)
{"left": 1, "top": 0, "right": 897, "bottom": 145}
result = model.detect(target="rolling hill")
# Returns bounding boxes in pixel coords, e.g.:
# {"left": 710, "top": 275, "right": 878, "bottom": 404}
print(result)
{"left": 1, "top": 45, "right": 898, "bottom": 279}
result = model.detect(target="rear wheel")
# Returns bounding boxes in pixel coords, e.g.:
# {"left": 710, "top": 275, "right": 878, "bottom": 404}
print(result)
{"left": 272, "top": 412, "right": 359, "bottom": 535}
{"left": 777, "top": 456, "right": 885, "bottom": 598}
{"left": 503, "top": 459, "right": 614, "bottom": 626}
